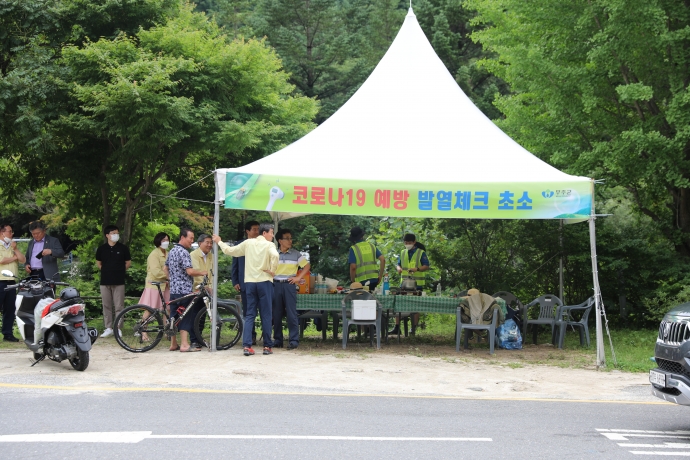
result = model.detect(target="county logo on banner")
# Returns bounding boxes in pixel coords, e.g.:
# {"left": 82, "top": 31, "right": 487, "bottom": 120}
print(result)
{"left": 224, "top": 172, "right": 592, "bottom": 220}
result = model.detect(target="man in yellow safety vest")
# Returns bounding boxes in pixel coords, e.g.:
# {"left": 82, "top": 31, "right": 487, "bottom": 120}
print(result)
{"left": 348, "top": 227, "right": 385, "bottom": 292}
{"left": 389, "top": 233, "right": 430, "bottom": 336}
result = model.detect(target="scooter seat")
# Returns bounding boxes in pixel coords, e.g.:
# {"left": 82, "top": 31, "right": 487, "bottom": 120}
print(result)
{"left": 48, "top": 298, "right": 81, "bottom": 313}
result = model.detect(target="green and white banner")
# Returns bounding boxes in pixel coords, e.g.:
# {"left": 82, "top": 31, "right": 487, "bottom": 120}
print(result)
{"left": 223, "top": 171, "right": 592, "bottom": 219}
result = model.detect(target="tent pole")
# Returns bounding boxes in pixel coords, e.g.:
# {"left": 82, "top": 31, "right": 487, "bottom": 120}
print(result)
{"left": 211, "top": 175, "right": 221, "bottom": 353}
{"left": 558, "top": 219, "right": 566, "bottom": 304}
{"left": 589, "top": 181, "right": 605, "bottom": 368}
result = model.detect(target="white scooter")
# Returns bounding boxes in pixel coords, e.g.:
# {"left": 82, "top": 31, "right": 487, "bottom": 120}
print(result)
{"left": 2, "top": 270, "right": 97, "bottom": 371}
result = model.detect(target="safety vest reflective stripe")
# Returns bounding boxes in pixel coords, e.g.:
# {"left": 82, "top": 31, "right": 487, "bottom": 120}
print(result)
{"left": 352, "top": 242, "right": 379, "bottom": 282}
{"left": 400, "top": 248, "right": 426, "bottom": 286}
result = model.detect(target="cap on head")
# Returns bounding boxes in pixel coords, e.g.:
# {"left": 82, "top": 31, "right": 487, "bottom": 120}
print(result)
{"left": 349, "top": 227, "right": 364, "bottom": 242}
{"left": 403, "top": 233, "right": 416, "bottom": 242}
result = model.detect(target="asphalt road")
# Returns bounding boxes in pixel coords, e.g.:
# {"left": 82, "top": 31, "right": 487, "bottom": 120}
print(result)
{"left": 0, "top": 387, "right": 688, "bottom": 459}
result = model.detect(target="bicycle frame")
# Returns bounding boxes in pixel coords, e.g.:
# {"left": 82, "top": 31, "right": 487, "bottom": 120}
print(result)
{"left": 149, "top": 278, "right": 212, "bottom": 336}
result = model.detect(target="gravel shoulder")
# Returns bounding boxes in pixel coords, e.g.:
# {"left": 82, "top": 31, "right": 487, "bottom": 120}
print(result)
{"left": 0, "top": 337, "right": 654, "bottom": 402}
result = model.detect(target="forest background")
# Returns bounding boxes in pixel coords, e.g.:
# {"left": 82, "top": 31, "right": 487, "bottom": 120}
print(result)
{"left": 1, "top": 0, "right": 689, "bottom": 329}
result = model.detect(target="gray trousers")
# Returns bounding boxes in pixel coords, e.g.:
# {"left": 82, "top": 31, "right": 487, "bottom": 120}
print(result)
{"left": 101, "top": 285, "right": 125, "bottom": 329}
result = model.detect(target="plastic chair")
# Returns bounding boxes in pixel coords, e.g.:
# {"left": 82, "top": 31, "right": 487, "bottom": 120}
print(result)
{"left": 492, "top": 291, "right": 523, "bottom": 327}
{"left": 297, "top": 311, "right": 328, "bottom": 341}
{"left": 456, "top": 307, "right": 498, "bottom": 354}
{"left": 555, "top": 297, "right": 594, "bottom": 348}
{"left": 341, "top": 290, "right": 382, "bottom": 349}
{"left": 522, "top": 294, "right": 563, "bottom": 345}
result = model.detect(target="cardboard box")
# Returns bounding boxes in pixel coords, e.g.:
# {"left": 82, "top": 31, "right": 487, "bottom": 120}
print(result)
{"left": 352, "top": 299, "right": 377, "bottom": 320}
{"left": 297, "top": 269, "right": 310, "bottom": 294}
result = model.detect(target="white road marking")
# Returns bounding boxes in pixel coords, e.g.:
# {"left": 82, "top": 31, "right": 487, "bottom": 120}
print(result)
{"left": 149, "top": 435, "right": 492, "bottom": 441}
{"left": 601, "top": 433, "right": 690, "bottom": 441}
{"left": 630, "top": 452, "right": 690, "bottom": 456}
{"left": 0, "top": 432, "right": 492, "bottom": 443}
{"left": 0, "top": 432, "right": 152, "bottom": 443}
{"left": 620, "top": 443, "right": 690, "bottom": 448}
{"left": 598, "top": 429, "right": 690, "bottom": 456}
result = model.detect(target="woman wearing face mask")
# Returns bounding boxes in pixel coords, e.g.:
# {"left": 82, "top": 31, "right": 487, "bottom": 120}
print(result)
{"left": 138, "top": 232, "right": 171, "bottom": 342}
{"left": 388, "top": 233, "right": 430, "bottom": 336}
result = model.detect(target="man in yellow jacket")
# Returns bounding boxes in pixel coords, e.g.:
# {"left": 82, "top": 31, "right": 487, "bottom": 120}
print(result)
{"left": 213, "top": 224, "right": 279, "bottom": 357}
{"left": 348, "top": 226, "right": 385, "bottom": 291}
{"left": 190, "top": 234, "right": 213, "bottom": 291}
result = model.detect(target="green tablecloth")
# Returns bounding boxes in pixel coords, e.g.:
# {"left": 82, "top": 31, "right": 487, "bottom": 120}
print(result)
{"left": 296, "top": 294, "right": 455, "bottom": 314}
{"left": 392, "top": 295, "right": 459, "bottom": 314}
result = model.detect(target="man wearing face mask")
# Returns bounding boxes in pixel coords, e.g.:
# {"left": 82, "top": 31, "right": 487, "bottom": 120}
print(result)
{"left": 96, "top": 225, "right": 132, "bottom": 338}
{"left": 1, "top": 224, "right": 26, "bottom": 341}
{"left": 388, "top": 233, "right": 430, "bottom": 336}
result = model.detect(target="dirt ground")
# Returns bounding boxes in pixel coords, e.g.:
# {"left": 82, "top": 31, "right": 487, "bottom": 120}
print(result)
{"left": 0, "top": 336, "right": 654, "bottom": 402}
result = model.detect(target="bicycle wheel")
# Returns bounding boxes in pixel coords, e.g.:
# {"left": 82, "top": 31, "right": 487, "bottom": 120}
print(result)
{"left": 115, "top": 304, "right": 165, "bottom": 352}
{"left": 194, "top": 303, "right": 243, "bottom": 350}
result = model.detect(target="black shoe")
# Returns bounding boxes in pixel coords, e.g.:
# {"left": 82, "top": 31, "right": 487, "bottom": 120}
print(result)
{"left": 287, "top": 344, "right": 298, "bottom": 350}
{"left": 273, "top": 343, "right": 284, "bottom": 348}
{"left": 190, "top": 342, "right": 204, "bottom": 349}
{"left": 388, "top": 326, "right": 400, "bottom": 335}
{"left": 3, "top": 335, "right": 19, "bottom": 342}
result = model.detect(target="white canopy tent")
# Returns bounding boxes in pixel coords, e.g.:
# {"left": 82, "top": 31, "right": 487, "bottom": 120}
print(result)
{"left": 211, "top": 8, "right": 608, "bottom": 366}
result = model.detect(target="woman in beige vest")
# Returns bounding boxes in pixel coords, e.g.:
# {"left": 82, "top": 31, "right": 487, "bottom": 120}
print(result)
{"left": 138, "top": 232, "right": 170, "bottom": 342}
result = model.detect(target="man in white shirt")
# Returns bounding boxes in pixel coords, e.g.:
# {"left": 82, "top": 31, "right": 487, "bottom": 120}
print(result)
{"left": 212, "top": 223, "right": 279, "bottom": 357}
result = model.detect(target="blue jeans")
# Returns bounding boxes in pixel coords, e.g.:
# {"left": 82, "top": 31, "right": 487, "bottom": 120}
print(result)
{"left": 244, "top": 281, "right": 273, "bottom": 348}
{"left": 272, "top": 281, "right": 299, "bottom": 347}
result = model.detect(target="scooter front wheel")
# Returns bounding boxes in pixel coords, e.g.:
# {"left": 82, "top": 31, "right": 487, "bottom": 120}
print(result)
{"left": 69, "top": 348, "right": 89, "bottom": 371}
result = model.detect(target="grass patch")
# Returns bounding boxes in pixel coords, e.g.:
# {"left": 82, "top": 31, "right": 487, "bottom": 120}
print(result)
{"left": 604, "top": 328, "right": 657, "bottom": 373}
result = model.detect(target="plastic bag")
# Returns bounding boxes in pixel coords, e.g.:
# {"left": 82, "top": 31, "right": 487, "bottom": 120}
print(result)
{"left": 497, "top": 318, "right": 522, "bottom": 350}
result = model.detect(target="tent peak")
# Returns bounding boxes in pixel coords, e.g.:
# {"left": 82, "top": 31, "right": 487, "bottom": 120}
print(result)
{"left": 407, "top": 7, "right": 415, "bottom": 17}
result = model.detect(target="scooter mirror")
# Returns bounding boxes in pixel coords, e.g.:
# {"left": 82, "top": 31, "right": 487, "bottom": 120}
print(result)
{"left": 1, "top": 270, "right": 15, "bottom": 278}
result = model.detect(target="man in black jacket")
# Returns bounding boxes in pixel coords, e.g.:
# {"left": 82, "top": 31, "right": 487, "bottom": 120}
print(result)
{"left": 24, "top": 221, "right": 65, "bottom": 281}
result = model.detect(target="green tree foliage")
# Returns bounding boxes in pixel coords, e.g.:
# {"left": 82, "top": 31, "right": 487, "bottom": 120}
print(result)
{"left": 414, "top": 0, "right": 508, "bottom": 119}
{"left": 1, "top": 2, "right": 318, "bottom": 245}
{"left": 467, "top": 0, "right": 690, "bottom": 257}
{"left": 250, "top": 0, "right": 376, "bottom": 121}
{"left": 194, "top": 0, "right": 255, "bottom": 36}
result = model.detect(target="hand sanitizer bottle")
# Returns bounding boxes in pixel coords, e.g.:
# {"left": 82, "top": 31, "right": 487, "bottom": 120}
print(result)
{"left": 383, "top": 274, "right": 390, "bottom": 295}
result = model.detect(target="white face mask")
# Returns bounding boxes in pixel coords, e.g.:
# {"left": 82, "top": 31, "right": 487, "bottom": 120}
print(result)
{"left": 3, "top": 237, "right": 11, "bottom": 245}
{"left": 109, "top": 233, "right": 120, "bottom": 243}
{"left": 404, "top": 244, "right": 415, "bottom": 250}
{"left": 160, "top": 241, "right": 170, "bottom": 249}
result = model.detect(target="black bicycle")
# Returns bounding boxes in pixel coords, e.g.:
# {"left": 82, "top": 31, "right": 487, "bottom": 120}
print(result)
{"left": 114, "top": 276, "right": 243, "bottom": 352}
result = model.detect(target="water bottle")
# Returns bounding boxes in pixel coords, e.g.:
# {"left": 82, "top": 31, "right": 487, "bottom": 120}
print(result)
{"left": 383, "top": 274, "right": 390, "bottom": 295}
{"left": 436, "top": 282, "right": 442, "bottom": 296}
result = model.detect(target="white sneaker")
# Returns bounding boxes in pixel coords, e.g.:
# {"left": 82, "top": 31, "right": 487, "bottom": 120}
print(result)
{"left": 101, "top": 328, "right": 113, "bottom": 338}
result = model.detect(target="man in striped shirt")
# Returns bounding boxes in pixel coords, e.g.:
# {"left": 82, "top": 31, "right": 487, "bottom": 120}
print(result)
{"left": 272, "top": 229, "right": 310, "bottom": 350}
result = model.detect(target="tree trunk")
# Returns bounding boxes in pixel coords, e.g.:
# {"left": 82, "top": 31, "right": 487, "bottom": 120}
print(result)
{"left": 672, "top": 186, "right": 690, "bottom": 257}
{"left": 100, "top": 154, "right": 111, "bottom": 242}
